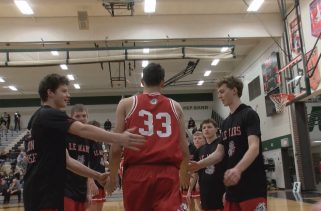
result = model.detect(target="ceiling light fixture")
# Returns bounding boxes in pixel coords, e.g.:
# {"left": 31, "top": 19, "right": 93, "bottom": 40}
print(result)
{"left": 14, "top": 0, "right": 34, "bottom": 15}
{"left": 204, "top": 70, "right": 212, "bottom": 77}
{"left": 67, "top": 74, "right": 75, "bottom": 81}
{"left": 221, "top": 47, "right": 229, "bottom": 52}
{"left": 197, "top": 80, "right": 204, "bottom": 86}
{"left": 60, "top": 64, "right": 68, "bottom": 70}
{"left": 74, "top": 84, "right": 80, "bottom": 89}
{"left": 211, "top": 59, "right": 220, "bottom": 66}
{"left": 144, "top": 0, "right": 156, "bottom": 13}
{"left": 8, "top": 85, "right": 18, "bottom": 91}
{"left": 0, "top": 77, "right": 5, "bottom": 83}
{"left": 247, "top": 0, "right": 264, "bottom": 12}
{"left": 143, "top": 48, "right": 150, "bottom": 54}
{"left": 142, "top": 60, "right": 149, "bottom": 68}
{"left": 51, "top": 51, "right": 59, "bottom": 56}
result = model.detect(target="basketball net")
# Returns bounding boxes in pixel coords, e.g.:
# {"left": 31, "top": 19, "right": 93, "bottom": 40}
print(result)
{"left": 269, "top": 93, "right": 295, "bottom": 113}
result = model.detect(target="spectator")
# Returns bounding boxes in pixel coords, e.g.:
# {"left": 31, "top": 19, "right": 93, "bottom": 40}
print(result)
{"left": 0, "top": 179, "right": 10, "bottom": 204}
{"left": 104, "top": 119, "right": 112, "bottom": 131}
{"left": 188, "top": 117, "right": 196, "bottom": 129}
{"left": 6, "top": 113, "right": 11, "bottom": 130}
{"left": 1, "top": 112, "right": 9, "bottom": 132}
{"left": 17, "top": 151, "right": 26, "bottom": 169}
{"left": 7, "top": 178, "right": 21, "bottom": 203}
{"left": 14, "top": 112, "right": 21, "bottom": 131}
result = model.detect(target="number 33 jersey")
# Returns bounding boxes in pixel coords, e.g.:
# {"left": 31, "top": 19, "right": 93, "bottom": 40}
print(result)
{"left": 124, "top": 93, "right": 183, "bottom": 168}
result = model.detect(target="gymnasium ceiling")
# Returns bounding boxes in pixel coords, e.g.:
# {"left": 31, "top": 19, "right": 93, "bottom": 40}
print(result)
{"left": 0, "top": 0, "right": 290, "bottom": 99}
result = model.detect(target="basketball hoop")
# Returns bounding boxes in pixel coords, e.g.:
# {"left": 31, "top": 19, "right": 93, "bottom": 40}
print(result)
{"left": 269, "top": 93, "right": 295, "bottom": 113}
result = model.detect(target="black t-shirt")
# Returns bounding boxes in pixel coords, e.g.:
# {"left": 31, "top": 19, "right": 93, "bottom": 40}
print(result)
{"left": 89, "top": 141, "right": 105, "bottom": 189}
{"left": 193, "top": 139, "right": 225, "bottom": 209}
{"left": 219, "top": 104, "right": 267, "bottom": 202}
{"left": 64, "top": 135, "right": 91, "bottom": 202}
{"left": 23, "top": 106, "right": 74, "bottom": 211}
{"left": 188, "top": 143, "right": 196, "bottom": 160}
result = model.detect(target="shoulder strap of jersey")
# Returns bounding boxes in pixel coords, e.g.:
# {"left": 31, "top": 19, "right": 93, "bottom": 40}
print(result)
{"left": 169, "top": 99, "right": 179, "bottom": 120}
{"left": 125, "top": 96, "right": 138, "bottom": 120}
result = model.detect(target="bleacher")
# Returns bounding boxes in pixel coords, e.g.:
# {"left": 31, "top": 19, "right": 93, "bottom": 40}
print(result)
{"left": 0, "top": 129, "right": 27, "bottom": 153}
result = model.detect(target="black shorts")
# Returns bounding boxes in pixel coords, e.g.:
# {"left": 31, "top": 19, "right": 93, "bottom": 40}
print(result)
{"left": 200, "top": 181, "right": 225, "bottom": 209}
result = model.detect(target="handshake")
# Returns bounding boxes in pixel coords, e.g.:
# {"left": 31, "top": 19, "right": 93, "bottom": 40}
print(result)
{"left": 89, "top": 171, "right": 117, "bottom": 198}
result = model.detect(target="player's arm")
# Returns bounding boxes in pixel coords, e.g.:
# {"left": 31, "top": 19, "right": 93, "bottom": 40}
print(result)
{"left": 65, "top": 150, "right": 107, "bottom": 187}
{"left": 68, "top": 118, "right": 145, "bottom": 151}
{"left": 174, "top": 101, "right": 190, "bottom": 190}
{"left": 188, "top": 173, "right": 198, "bottom": 193}
{"left": 224, "top": 135, "right": 259, "bottom": 186}
{"left": 87, "top": 178, "right": 99, "bottom": 201}
{"left": 106, "top": 98, "right": 129, "bottom": 195}
{"left": 189, "top": 144, "right": 225, "bottom": 172}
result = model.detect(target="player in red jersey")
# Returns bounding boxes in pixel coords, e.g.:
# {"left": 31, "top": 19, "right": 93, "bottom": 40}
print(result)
{"left": 107, "top": 63, "right": 190, "bottom": 211}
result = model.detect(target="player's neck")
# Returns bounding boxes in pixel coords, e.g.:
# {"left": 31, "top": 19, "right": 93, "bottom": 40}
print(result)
{"left": 229, "top": 98, "right": 242, "bottom": 114}
{"left": 206, "top": 135, "right": 217, "bottom": 144}
{"left": 143, "top": 86, "right": 161, "bottom": 94}
{"left": 43, "top": 100, "right": 63, "bottom": 110}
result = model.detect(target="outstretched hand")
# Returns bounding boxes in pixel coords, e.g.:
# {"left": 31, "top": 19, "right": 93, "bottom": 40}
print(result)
{"left": 95, "top": 172, "right": 109, "bottom": 188}
{"left": 117, "top": 128, "right": 146, "bottom": 151}
{"left": 188, "top": 161, "right": 201, "bottom": 173}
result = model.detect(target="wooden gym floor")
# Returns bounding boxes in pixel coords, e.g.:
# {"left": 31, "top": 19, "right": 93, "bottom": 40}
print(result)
{"left": 0, "top": 190, "right": 319, "bottom": 211}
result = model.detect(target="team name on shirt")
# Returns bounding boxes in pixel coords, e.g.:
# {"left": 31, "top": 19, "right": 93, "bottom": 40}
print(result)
{"left": 93, "top": 149, "right": 104, "bottom": 157}
{"left": 222, "top": 126, "right": 241, "bottom": 141}
{"left": 25, "top": 137, "right": 37, "bottom": 164}
{"left": 68, "top": 143, "right": 90, "bottom": 153}
{"left": 200, "top": 153, "right": 210, "bottom": 160}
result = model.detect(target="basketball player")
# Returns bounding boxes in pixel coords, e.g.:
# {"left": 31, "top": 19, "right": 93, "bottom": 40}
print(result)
{"left": 64, "top": 104, "right": 97, "bottom": 211}
{"left": 189, "top": 76, "right": 267, "bottom": 211}
{"left": 87, "top": 120, "right": 106, "bottom": 211}
{"left": 107, "top": 63, "right": 190, "bottom": 211}
{"left": 184, "top": 131, "right": 205, "bottom": 211}
{"left": 24, "top": 73, "right": 145, "bottom": 211}
{"left": 193, "top": 119, "right": 225, "bottom": 211}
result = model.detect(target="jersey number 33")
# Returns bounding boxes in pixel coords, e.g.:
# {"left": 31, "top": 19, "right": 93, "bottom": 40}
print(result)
{"left": 138, "top": 110, "right": 172, "bottom": 138}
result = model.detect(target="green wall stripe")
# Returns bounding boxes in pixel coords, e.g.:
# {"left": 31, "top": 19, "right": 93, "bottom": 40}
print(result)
{"left": 262, "top": 134, "right": 292, "bottom": 151}
{"left": 0, "top": 93, "right": 213, "bottom": 108}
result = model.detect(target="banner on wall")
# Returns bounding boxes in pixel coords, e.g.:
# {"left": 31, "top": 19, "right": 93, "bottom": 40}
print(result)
{"left": 261, "top": 52, "right": 281, "bottom": 116}
{"left": 310, "top": 0, "right": 321, "bottom": 37}
{"left": 262, "top": 52, "right": 281, "bottom": 95}
{"left": 306, "top": 47, "right": 321, "bottom": 90}
{"left": 289, "top": 18, "right": 301, "bottom": 56}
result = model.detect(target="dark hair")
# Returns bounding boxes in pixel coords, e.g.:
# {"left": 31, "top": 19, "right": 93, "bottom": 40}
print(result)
{"left": 38, "top": 74, "right": 69, "bottom": 102}
{"left": 200, "top": 119, "right": 220, "bottom": 136}
{"left": 142, "top": 63, "right": 165, "bottom": 86}
{"left": 88, "top": 120, "right": 101, "bottom": 127}
{"left": 217, "top": 76, "right": 243, "bottom": 97}
{"left": 71, "top": 104, "right": 87, "bottom": 116}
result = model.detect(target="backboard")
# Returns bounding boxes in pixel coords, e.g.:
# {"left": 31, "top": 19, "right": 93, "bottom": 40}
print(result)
{"left": 278, "top": 54, "right": 311, "bottom": 103}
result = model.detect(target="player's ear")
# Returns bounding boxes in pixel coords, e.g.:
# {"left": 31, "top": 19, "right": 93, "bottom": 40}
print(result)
{"left": 141, "top": 79, "right": 145, "bottom": 87}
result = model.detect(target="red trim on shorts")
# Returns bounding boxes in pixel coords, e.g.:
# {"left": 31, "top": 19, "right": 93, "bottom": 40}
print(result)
{"left": 181, "top": 190, "right": 200, "bottom": 198}
{"left": 91, "top": 188, "right": 106, "bottom": 203}
{"left": 224, "top": 197, "right": 267, "bottom": 211}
